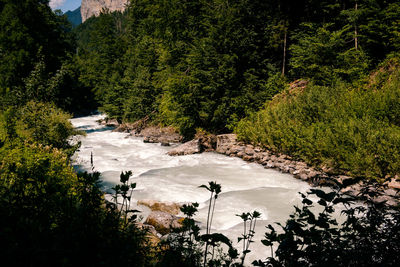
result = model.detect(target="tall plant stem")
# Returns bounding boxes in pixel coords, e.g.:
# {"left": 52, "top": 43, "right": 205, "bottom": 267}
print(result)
{"left": 209, "top": 196, "right": 217, "bottom": 234}
{"left": 206, "top": 192, "right": 213, "bottom": 234}
{"left": 203, "top": 191, "right": 213, "bottom": 267}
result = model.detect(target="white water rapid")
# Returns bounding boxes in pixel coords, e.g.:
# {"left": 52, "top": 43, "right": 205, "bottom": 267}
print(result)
{"left": 71, "top": 114, "right": 320, "bottom": 263}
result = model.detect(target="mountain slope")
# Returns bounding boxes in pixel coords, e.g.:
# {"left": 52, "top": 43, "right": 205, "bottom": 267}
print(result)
{"left": 65, "top": 6, "right": 82, "bottom": 27}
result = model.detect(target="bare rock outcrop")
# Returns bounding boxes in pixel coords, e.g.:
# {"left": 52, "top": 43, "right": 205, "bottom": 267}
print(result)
{"left": 145, "top": 211, "right": 183, "bottom": 235}
{"left": 388, "top": 177, "right": 400, "bottom": 190}
{"left": 137, "top": 199, "right": 181, "bottom": 215}
{"left": 168, "top": 139, "right": 201, "bottom": 156}
{"left": 216, "top": 134, "right": 238, "bottom": 154}
{"left": 140, "top": 126, "right": 183, "bottom": 144}
{"left": 81, "top": 0, "right": 129, "bottom": 22}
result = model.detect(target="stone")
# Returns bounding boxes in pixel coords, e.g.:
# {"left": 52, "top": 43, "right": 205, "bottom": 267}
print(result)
{"left": 388, "top": 178, "right": 400, "bottom": 190}
{"left": 277, "top": 154, "right": 286, "bottom": 163}
{"left": 299, "top": 173, "right": 309, "bottom": 181}
{"left": 383, "top": 188, "right": 399, "bottom": 197}
{"left": 321, "top": 165, "right": 336, "bottom": 175}
{"left": 216, "top": 134, "right": 238, "bottom": 153}
{"left": 140, "top": 126, "right": 182, "bottom": 144}
{"left": 100, "top": 118, "right": 119, "bottom": 127}
{"left": 307, "top": 170, "right": 319, "bottom": 179}
{"left": 113, "top": 122, "right": 136, "bottom": 133}
{"left": 294, "top": 168, "right": 311, "bottom": 181}
{"left": 266, "top": 160, "right": 275, "bottom": 168}
{"left": 296, "top": 161, "right": 308, "bottom": 168}
{"left": 197, "top": 134, "right": 217, "bottom": 151}
{"left": 242, "top": 155, "right": 254, "bottom": 162}
{"left": 231, "top": 145, "right": 244, "bottom": 155}
{"left": 254, "top": 147, "right": 262, "bottom": 153}
{"left": 337, "top": 175, "right": 354, "bottom": 186}
{"left": 145, "top": 211, "right": 182, "bottom": 235}
{"left": 274, "top": 162, "right": 284, "bottom": 170}
{"left": 289, "top": 167, "right": 297, "bottom": 175}
{"left": 261, "top": 156, "right": 270, "bottom": 162}
{"left": 244, "top": 146, "right": 254, "bottom": 156}
{"left": 253, "top": 153, "right": 263, "bottom": 161}
{"left": 281, "top": 165, "right": 291, "bottom": 173}
{"left": 270, "top": 155, "right": 277, "bottom": 161}
{"left": 168, "top": 139, "right": 201, "bottom": 156}
{"left": 237, "top": 151, "right": 245, "bottom": 158}
{"left": 340, "top": 182, "right": 364, "bottom": 197}
{"left": 137, "top": 200, "right": 181, "bottom": 215}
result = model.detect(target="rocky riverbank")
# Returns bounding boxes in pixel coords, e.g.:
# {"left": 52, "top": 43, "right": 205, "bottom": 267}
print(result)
{"left": 99, "top": 118, "right": 399, "bottom": 205}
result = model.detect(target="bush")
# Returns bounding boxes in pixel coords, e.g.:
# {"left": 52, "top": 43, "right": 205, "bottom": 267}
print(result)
{"left": 236, "top": 61, "right": 400, "bottom": 181}
{"left": 0, "top": 101, "right": 81, "bottom": 152}
{"left": 255, "top": 184, "right": 400, "bottom": 266}
{"left": 0, "top": 145, "right": 149, "bottom": 266}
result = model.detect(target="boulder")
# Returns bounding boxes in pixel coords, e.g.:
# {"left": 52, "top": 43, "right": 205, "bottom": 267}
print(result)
{"left": 197, "top": 134, "right": 217, "bottom": 151}
{"left": 265, "top": 160, "right": 275, "bottom": 168}
{"left": 145, "top": 211, "right": 182, "bottom": 235}
{"left": 113, "top": 122, "right": 136, "bottom": 133}
{"left": 307, "top": 170, "right": 320, "bottom": 179}
{"left": 137, "top": 200, "right": 181, "bottom": 215}
{"left": 277, "top": 154, "right": 286, "bottom": 163}
{"left": 388, "top": 178, "right": 400, "bottom": 190}
{"left": 237, "top": 151, "right": 245, "bottom": 158}
{"left": 337, "top": 175, "right": 355, "bottom": 186}
{"left": 242, "top": 155, "right": 254, "bottom": 162}
{"left": 98, "top": 118, "right": 119, "bottom": 127}
{"left": 168, "top": 139, "right": 201, "bottom": 156}
{"left": 216, "top": 134, "right": 238, "bottom": 153}
{"left": 105, "top": 119, "right": 119, "bottom": 127}
{"left": 340, "top": 182, "right": 364, "bottom": 197}
{"left": 294, "top": 168, "right": 311, "bottom": 181}
{"left": 280, "top": 165, "right": 291, "bottom": 173}
{"left": 141, "top": 126, "right": 183, "bottom": 143}
{"left": 244, "top": 146, "right": 254, "bottom": 156}
{"left": 383, "top": 188, "right": 398, "bottom": 197}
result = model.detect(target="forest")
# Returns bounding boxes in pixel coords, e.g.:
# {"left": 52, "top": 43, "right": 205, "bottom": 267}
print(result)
{"left": 0, "top": 0, "right": 400, "bottom": 266}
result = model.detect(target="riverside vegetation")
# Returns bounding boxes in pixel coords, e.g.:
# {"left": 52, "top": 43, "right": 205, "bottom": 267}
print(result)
{"left": 0, "top": 0, "right": 400, "bottom": 266}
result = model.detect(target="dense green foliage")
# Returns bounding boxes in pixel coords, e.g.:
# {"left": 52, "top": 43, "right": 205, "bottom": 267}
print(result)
{"left": 0, "top": 2, "right": 148, "bottom": 266}
{"left": 254, "top": 185, "right": 400, "bottom": 266}
{"left": 236, "top": 58, "right": 400, "bottom": 181}
{"left": 73, "top": 0, "right": 400, "bottom": 138}
{"left": 0, "top": 0, "right": 96, "bottom": 113}
{"left": 0, "top": 145, "right": 149, "bottom": 266}
{"left": 0, "top": 101, "right": 78, "bottom": 149}
{"left": 0, "top": 1, "right": 400, "bottom": 266}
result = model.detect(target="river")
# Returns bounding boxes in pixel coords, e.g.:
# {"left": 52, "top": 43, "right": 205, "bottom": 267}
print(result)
{"left": 71, "top": 114, "right": 317, "bottom": 263}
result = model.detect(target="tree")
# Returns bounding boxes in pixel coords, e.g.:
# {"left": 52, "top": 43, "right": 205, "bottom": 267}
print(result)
{"left": 0, "top": 0, "right": 73, "bottom": 107}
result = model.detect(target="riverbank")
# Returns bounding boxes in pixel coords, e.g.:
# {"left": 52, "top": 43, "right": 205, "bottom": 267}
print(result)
{"left": 98, "top": 117, "right": 400, "bottom": 206}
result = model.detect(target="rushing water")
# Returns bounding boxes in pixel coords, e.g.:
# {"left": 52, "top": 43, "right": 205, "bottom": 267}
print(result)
{"left": 71, "top": 114, "right": 315, "bottom": 263}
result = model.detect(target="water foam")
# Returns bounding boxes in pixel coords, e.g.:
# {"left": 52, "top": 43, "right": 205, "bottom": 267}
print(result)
{"left": 70, "top": 114, "right": 316, "bottom": 261}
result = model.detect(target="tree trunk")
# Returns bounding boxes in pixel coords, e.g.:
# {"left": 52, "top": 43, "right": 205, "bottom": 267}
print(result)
{"left": 355, "top": 2, "right": 358, "bottom": 50}
{"left": 282, "top": 28, "right": 287, "bottom": 76}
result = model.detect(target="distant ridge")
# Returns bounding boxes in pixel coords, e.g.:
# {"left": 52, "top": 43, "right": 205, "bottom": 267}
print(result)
{"left": 65, "top": 6, "right": 82, "bottom": 27}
